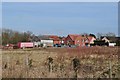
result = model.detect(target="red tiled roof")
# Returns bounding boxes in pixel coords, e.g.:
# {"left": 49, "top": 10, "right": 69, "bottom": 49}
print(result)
{"left": 76, "top": 35, "right": 84, "bottom": 40}
{"left": 68, "top": 34, "right": 81, "bottom": 41}
{"left": 49, "top": 35, "right": 60, "bottom": 41}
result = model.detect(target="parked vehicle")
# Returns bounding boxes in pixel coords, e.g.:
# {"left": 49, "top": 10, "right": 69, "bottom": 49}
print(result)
{"left": 17, "top": 42, "right": 34, "bottom": 49}
{"left": 54, "top": 44, "right": 61, "bottom": 47}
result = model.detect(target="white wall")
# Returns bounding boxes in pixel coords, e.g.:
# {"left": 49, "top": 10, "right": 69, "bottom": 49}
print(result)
{"left": 33, "top": 42, "right": 41, "bottom": 47}
{"left": 90, "top": 37, "right": 96, "bottom": 44}
{"left": 109, "top": 43, "right": 116, "bottom": 47}
{"left": 41, "top": 40, "right": 53, "bottom": 47}
{"left": 41, "top": 40, "right": 53, "bottom": 43}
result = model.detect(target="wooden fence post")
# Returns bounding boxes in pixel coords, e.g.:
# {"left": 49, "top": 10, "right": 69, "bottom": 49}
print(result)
{"left": 25, "top": 54, "right": 29, "bottom": 77}
{"left": 7, "top": 56, "right": 10, "bottom": 69}
{"left": 72, "top": 57, "right": 80, "bottom": 79}
{"left": 48, "top": 57, "right": 53, "bottom": 73}
{"left": 28, "top": 59, "right": 33, "bottom": 68}
{"left": 109, "top": 60, "right": 112, "bottom": 79}
{"left": 25, "top": 54, "right": 29, "bottom": 66}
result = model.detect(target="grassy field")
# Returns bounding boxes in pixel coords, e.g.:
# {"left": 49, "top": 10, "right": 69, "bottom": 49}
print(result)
{"left": 2, "top": 47, "right": 120, "bottom": 78}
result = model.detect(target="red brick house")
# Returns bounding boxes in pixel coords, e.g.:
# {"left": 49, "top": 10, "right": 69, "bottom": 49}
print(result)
{"left": 64, "top": 34, "right": 82, "bottom": 45}
{"left": 75, "top": 36, "right": 86, "bottom": 46}
{"left": 64, "top": 34, "right": 96, "bottom": 46}
{"left": 49, "top": 35, "right": 61, "bottom": 44}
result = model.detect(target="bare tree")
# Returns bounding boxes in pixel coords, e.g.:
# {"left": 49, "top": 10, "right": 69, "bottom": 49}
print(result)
{"left": 97, "top": 32, "right": 116, "bottom": 40}
{"left": 105, "top": 32, "right": 116, "bottom": 37}
{"left": 97, "top": 33, "right": 103, "bottom": 39}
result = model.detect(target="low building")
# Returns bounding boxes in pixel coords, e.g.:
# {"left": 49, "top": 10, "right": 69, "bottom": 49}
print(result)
{"left": 109, "top": 43, "right": 116, "bottom": 47}
{"left": 49, "top": 35, "right": 61, "bottom": 45}
{"left": 41, "top": 39, "right": 53, "bottom": 47}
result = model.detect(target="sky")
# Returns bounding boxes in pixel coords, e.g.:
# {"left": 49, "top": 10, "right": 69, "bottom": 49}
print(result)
{"left": 2, "top": 2, "right": 118, "bottom": 36}
{"left": 118, "top": 2, "right": 120, "bottom": 37}
{"left": 1, "top": 0, "right": 119, "bottom": 2}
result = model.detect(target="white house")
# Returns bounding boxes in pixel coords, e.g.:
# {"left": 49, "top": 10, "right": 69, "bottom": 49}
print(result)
{"left": 102, "top": 37, "right": 110, "bottom": 43}
{"left": 101, "top": 36, "right": 117, "bottom": 47}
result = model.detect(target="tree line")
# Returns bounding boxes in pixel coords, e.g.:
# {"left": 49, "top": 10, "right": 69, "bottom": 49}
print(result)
{"left": 1, "top": 28, "right": 116, "bottom": 45}
{"left": 2, "top": 28, "right": 33, "bottom": 45}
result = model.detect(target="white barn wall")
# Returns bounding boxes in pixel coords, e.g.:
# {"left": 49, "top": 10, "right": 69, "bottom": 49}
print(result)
{"left": 41, "top": 40, "right": 53, "bottom": 47}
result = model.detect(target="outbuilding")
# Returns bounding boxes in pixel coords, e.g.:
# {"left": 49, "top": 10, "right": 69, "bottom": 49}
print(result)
{"left": 41, "top": 39, "right": 53, "bottom": 47}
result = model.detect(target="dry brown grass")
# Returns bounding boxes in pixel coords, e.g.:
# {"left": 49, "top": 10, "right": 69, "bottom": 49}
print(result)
{"left": 2, "top": 47, "right": 120, "bottom": 78}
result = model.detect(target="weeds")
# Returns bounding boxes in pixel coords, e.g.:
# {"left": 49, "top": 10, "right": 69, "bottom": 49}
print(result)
{"left": 2, "top": 47, "right": 119, "bottom": 78}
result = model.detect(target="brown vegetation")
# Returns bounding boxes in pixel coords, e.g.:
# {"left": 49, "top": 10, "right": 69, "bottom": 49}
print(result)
{"left": 2, "top": 47, "right": 120, "bottom": 78}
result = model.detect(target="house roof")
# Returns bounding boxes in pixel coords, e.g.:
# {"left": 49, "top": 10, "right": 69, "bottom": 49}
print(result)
{"left": 31, "top": 35, "right": 52, "bottom": 41}
{"left": 76, "top": 35, "right": 84, "bottom": 40}
{"left": 68, "top": 34, "right": 81, "bottom": 41}
{"left": 30, "top": 36, "right": 40, "bottom": 41}
{"left": 67, "top": 34, "right": 96, "bottom": 43}
{"left": 61, "top": 37, "right": 66, "bottom": 41}
{"left": 101, "top": 36, "right": 120, "bottom": 42}
{"left": 49, "top": 35, "right": 60, "bottom": 41}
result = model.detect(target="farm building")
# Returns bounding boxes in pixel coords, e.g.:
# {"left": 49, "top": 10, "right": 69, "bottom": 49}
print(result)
{"left": 30, "top": 35, "right": 54, "bottom": 47}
